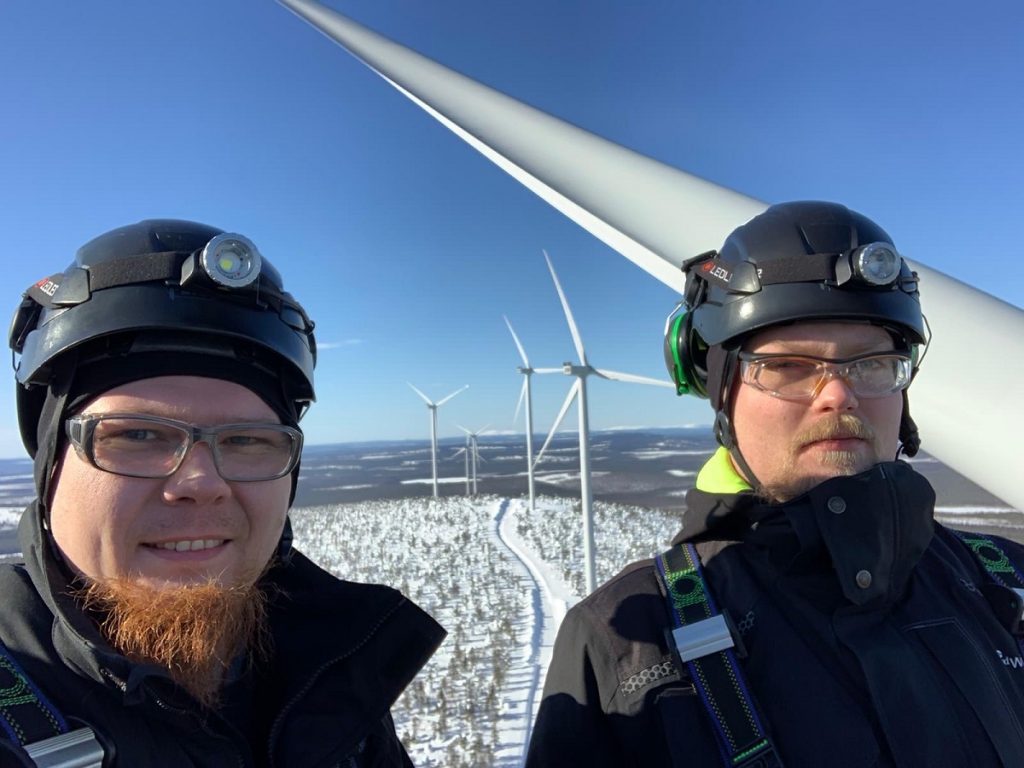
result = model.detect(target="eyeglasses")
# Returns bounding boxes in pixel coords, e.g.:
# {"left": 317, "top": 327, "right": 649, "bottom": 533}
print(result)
{"left": 65, "top": 414, "right": 303, "bottom": 482}
{"left": 738, "top": 352, "right": 912, "bottom": 401}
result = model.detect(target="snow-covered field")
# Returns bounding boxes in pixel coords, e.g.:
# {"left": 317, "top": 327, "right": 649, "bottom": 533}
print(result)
{"left": 0, "top": 507, "right": 23, "bottom": 531}
{"left": 290, "top": 495, "right": 680, "bottom": 767}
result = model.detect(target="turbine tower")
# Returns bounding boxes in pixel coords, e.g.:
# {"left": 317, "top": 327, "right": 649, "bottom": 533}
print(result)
{"left": 408, "top": 383, "right": 468, "bottom": 498}
{"left": 504, "top": 316, "right": 561, "bottom": 513}
{"left": 534, "top": 251, "right": 674, "bottom": 594}
{"left": 456, "top": 425, "right": 489, "bottom": 495}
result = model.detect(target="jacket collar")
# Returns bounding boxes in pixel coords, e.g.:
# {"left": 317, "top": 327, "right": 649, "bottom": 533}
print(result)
{"left": 677, "top": 461, "right": 936, "bottom": 607}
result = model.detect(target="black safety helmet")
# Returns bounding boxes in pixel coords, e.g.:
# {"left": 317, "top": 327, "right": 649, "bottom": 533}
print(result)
{"left": 664, "top": 201, "right": 927, "bottom": 460}
{"left": 9, "top": 219, "right": 317, "bottom": 515}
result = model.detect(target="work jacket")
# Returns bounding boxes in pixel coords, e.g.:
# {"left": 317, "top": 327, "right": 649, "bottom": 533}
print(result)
{"left": 526, "top": 461, "right": 1024, "bottom": 767}
{"left": 0, "top": 503, "right": 445, "bottom": 767}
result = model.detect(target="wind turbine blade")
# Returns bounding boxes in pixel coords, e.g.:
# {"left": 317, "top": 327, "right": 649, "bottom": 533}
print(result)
{"left": 436, "top": 384, "right": 469, "bottom": 406}
{"left": 407, "top": 382, "right": 434, "bottom": 406}
{"left": 534, "top": 380, "right": 580, "bottom": 467}
{"left": 455, "top": 424, "right": 472, "bottom": 436}
{"left": 276, "top": 0, "right": 763, "bottom": 291}
{"left": 514, "top": 377, "right": 527, "bottom": 424}
{"left": 452, "top": 447, "right": 467, "bottom": 458}
{"left": 504, "top": 315, "right": 530, "bottom": 368}
{"left": 543, "top": 250, "right": 587, "bottom": 366}
{"left": 280, "top": 0, "right": 1024, "bottom": 512}
{"left": 532, "top": 367, "right": 563, "bottom": 374}
{"left": 592, "top": 368, "right": 676, "bottom": 388}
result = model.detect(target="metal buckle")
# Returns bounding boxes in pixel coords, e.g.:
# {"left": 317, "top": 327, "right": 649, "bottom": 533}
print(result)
{"left": 24, "top": 727, "right": 104, "bottom": 768}
{"left": 672, "top": 614, "right": 734, "bottom": 662}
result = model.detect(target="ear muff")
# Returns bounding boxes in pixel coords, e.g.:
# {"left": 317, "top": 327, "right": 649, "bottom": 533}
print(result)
{"left": 663, "top": 311, "right": 710, "bottom": 398}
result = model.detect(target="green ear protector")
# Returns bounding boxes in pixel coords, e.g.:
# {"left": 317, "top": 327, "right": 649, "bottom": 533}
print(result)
{"left": 663, "top": 310, "right": 709, "bottom": 398}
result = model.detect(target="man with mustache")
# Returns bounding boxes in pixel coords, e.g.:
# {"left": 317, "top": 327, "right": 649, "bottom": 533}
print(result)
{"left": 527, "top": 202, "right": 1024, "bottom": 767}
{"left": 0, "top": 221, "right": 444, "bottom": 766}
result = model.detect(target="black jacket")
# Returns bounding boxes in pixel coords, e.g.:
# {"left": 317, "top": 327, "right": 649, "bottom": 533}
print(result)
{"left": 527, "top": 461, "right": 1024, "bottom": 767}
{"left": 0, "top": 504, "right": 445, "bottom": 767}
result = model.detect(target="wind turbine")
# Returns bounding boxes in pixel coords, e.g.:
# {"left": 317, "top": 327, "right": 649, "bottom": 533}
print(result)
{"left": 408, "top": 383, "right": 468, "bottom": 498}
{"left": 534, "top": 251, "right": 675, "bottom": 594}
{"left": 504, "top": 316, "right": 561, "bottom": 513}
{"left": 456, "top": 424, "right": 489, "bottom": 495}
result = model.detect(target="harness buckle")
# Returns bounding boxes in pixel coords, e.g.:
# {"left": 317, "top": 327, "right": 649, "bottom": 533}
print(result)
{"left": 24, "top": 727, "right": 105, "bottom": 768}
{"left": 671, "top": 614, "right": 734, "bottom": 662}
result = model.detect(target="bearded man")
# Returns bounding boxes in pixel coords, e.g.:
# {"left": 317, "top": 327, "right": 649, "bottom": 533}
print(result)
{"left": 526, "top": 202, "right": 1024, "bottom": 767}
{"left": 0, "top": 221, "right": 444, "bottom": 766}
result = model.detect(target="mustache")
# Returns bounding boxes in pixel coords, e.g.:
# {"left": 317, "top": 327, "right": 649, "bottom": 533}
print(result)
{"left": 796, "top": 414, "right": 876, "bottom": 447}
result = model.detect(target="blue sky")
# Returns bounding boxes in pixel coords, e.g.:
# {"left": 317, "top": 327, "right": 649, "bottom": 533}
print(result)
{"left": 1, "top": 0, "right": 1021, "bottom": 458}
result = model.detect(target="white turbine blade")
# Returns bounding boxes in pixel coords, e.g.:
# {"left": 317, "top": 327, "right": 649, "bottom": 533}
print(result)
{"left": 280, "top": 0, "right": 1024, "bottom": 512}
{"left": 276, "top": 0, "right": 764, "bottom": 291}
{"left": 455, "top": 424, "right": 472, "bottom": 436}
{"left": 504, "top": 315, "right": 530, "bottom": 368}
{"left": 534, "top": 380, "right": 580, "bottom": 467}
{"left": 543, "top": 250, "right": 587, "bottom": 366}
{"left": 407, "top": 382, "right": 434, "bottom": 406}
{"left": 437, "top": 384, "right": 469, "bottom": 406}
{"left": 533, "top": 367, "right": 563, "bottom": 374}
{"left": 452, "top": 447, "right": 467, "bottom": 458}
{"left": 514, "top": 377, "right": 527, "bottom": 424}
{"left": 593, "top": 368, "right": 676, "bottom": 388}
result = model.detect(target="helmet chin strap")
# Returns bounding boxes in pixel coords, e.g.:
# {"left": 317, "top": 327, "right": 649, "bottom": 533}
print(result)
{"left": 711, "top": 347, "right": 765, "bottom": 495}
{"left": 714, "top": 410, "right": 764, "bottom": 496}
{"left": 897, "top": 385, "right": 921, "bottom": 458}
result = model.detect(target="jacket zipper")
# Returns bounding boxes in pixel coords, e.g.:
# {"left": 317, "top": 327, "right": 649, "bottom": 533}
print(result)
{"left": 101, "top": 668, "right": 246, "bottom": 768}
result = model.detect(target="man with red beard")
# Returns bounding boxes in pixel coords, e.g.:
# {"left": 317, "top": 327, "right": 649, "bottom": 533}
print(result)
{"left": 0, "top": 221, "right": 445, "bottom": 766}
{"left": 527, "top": 202, "right": 1024, "bottom": 767}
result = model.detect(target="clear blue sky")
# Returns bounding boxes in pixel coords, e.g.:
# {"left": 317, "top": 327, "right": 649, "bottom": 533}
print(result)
{"left": 1, "top": 0, "right": 1021, "bottom": 458}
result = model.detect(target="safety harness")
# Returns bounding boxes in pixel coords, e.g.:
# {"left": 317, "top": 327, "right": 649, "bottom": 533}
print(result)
{"left": 955, "top": 531, "right": 1024, "bottom": 653}
{"left": 657, "top": 531, "right": 1024, "bottom": 768}
{"left": 0, "top": 641, "right": 104, "bottom": 767}
{"left": 655, "top": 543, "right": 783, "bottom": 768}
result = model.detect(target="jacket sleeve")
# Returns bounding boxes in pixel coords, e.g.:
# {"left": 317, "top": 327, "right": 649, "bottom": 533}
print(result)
{"left": 525, "top": 602, "right": 623, "bottom": 768}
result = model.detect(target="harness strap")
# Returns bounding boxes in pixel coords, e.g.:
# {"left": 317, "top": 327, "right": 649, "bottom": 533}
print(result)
{"left": 0, "top": 642, "right": 66, "bottom": 746}
{"left": 656, "top": 543, "right": 784, "bottom": 768}
{"left": 954, "top": 531, "right": 1024, "bottom": 651}
{"left": 0, "top": 641, "right": 104, "bottom": 767}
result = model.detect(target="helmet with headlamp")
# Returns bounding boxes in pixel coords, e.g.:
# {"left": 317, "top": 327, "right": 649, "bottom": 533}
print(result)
{"left": 663, "top": 200, "right": 926, "bottom": 456}
{"left": 9, "top": 219, "right": 317, "bottom": 458}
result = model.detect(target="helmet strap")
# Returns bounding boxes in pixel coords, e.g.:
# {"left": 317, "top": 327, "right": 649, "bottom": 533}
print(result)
{"left": 711, "top": 347, "right": 766, "bottom": 493}
{"left": 898, "top": 388, "right": 921, "bottom": 458}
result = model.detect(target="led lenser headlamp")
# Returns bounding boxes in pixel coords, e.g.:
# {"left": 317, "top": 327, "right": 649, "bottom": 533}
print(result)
{"left": 849, "top": 242, "right": 901, "bottom": 286}
{"left": 199, "top": 233, "right": 262, "bottom": 288}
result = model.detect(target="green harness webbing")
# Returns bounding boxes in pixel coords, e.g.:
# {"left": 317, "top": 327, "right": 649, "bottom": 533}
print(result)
{"left": 0, "top": 640, "right": 104, "bottom": 767}
{"left": 955, "top": 531, "right": 1024, "bottom": 652}
{"left": 656, "top": 543, "right": 783, "bottom": 768}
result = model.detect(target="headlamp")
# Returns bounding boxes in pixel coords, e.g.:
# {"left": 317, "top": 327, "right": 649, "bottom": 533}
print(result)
{"left": 850, "top": 242, "right": 901, "bottom": 286}
{"left": 199, "top": 233, "right": 262, "bottom": 288}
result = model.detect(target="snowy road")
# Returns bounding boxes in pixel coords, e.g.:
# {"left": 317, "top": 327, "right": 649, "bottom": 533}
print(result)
{"left": 491, "top": 498, "right": 577, "bottom": 765}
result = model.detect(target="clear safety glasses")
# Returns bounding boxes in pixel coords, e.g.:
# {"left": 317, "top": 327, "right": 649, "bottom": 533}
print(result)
{"left": 737, "top": 352, "right": 913, "bottom": 401}
{"left": 65, "top": 414, "right": 303, "bottom": 482}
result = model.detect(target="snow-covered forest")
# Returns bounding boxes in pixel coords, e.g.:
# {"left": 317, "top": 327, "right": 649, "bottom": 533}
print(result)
{"left": 290, "top": 495, "right": 681, "bottom": 767}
